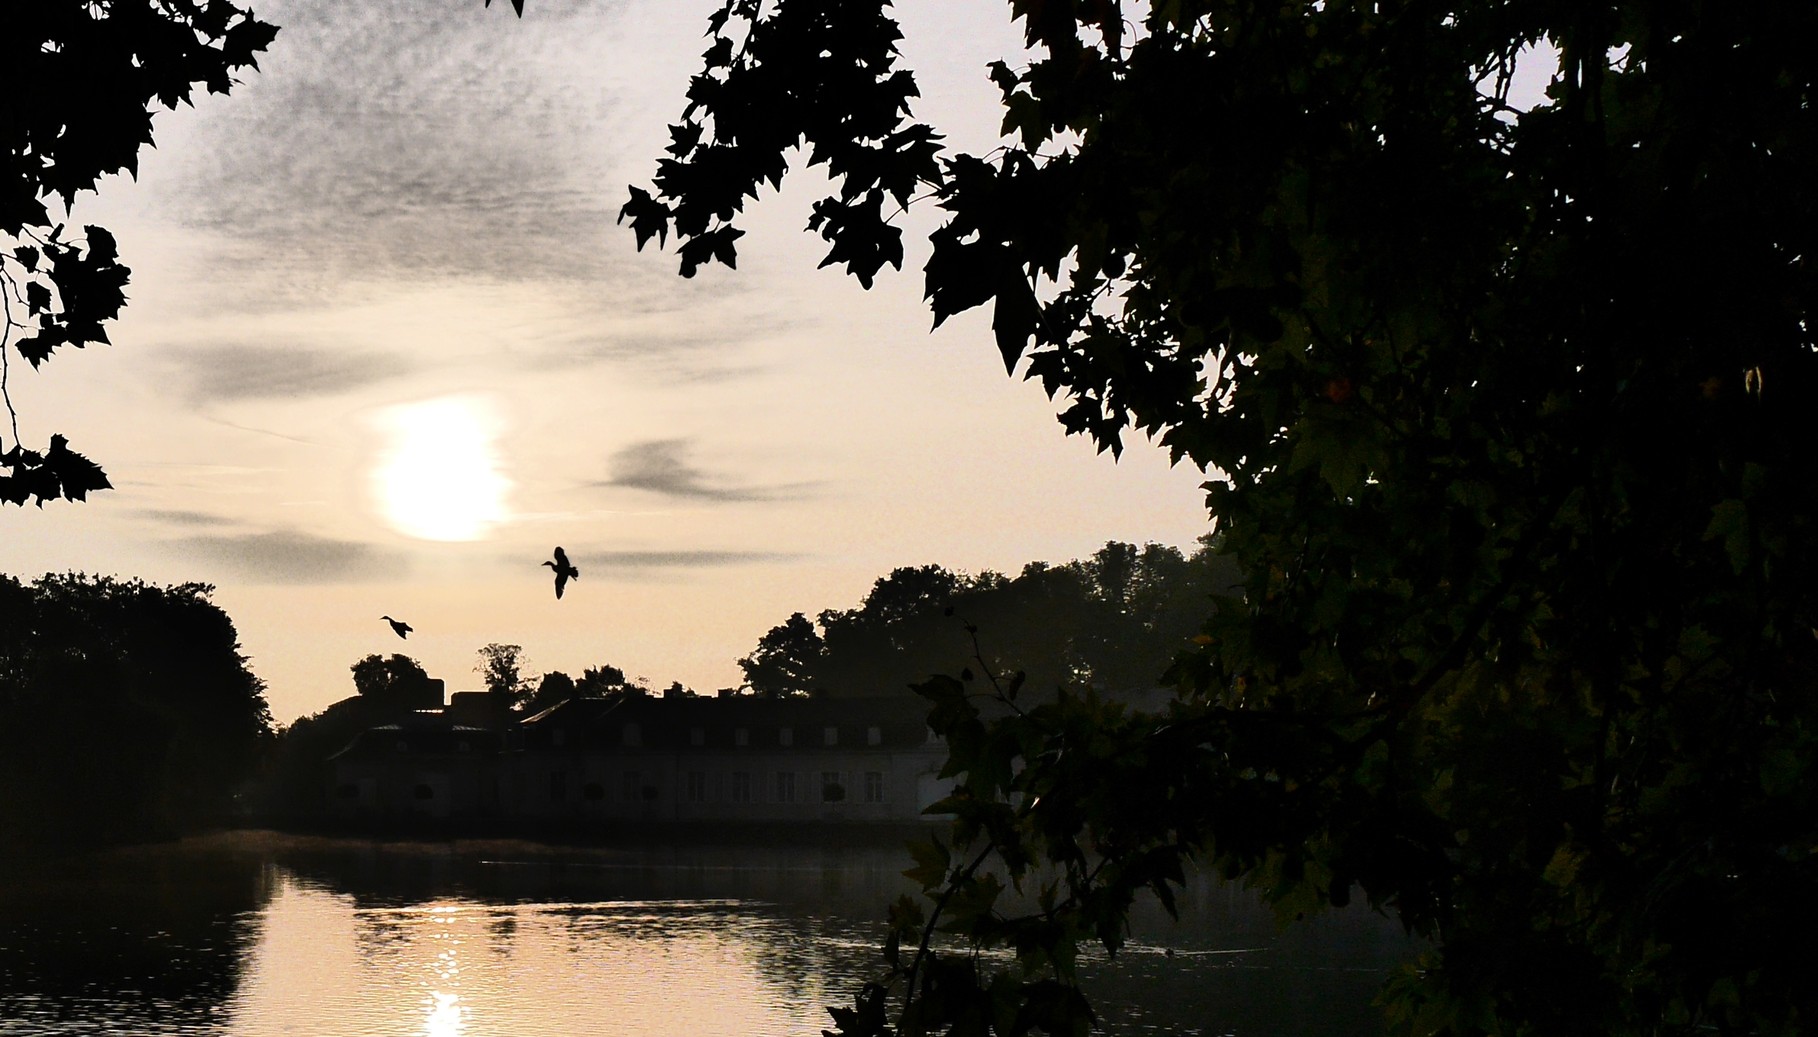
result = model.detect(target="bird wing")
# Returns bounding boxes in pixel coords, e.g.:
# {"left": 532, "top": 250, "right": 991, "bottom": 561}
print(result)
{"left": 554, "top": 570, "right": 569, "bottom": 599}
{"left": 553, "top": 546, "right": 570, "bottom": 567}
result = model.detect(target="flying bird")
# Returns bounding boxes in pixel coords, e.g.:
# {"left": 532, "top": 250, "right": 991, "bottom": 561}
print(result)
{"left": 543, "top": 546, "right": 580, "bottom": 599}
{"left": 381, "top": 615, "right": 412, "bottom": 639}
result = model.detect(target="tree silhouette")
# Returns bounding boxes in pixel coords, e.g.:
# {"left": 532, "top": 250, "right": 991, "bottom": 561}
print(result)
{"left": 615, "top": 1, "right": 1818, "bottom": 1034}
{"left": 0, "top": 573, "right": 271, "bottom": 845}
{"left": 475, "top": 642, "right": 532, "bottom": 713}
{"left": 350, "top": 653, "right": 435, "bottom": 706}
{"left": 522, "top": 669, "right": 577, "bottom": 714}
{"left": 2, "top": 1, "right": 276, "bottom": 505}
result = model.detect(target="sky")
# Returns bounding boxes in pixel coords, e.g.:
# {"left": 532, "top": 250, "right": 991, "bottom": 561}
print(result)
{"left": 1, "top": 0, "right": 1212, "bottom": 724}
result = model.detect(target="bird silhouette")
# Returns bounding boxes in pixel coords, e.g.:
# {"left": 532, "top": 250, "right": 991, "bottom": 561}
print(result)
{"left": 542, "top": 546, "right": 580, "bottom": 599}
{"left": 381, "top": 615, "right": 412, "bottom": 639}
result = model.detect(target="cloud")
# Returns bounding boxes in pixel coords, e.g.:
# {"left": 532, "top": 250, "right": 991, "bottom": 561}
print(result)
{"left": 161, "top": 530, "right": 410, "bottom": 584}
{"left": 168, "top": 344, "right": 413, "bottom": 404}
{"left": 598, "top": 438, "right": 818, "bottom": 502}
{"left": 164, "top": 0, "right": 641, "bottom": 287}
{"left": 137, "top": 508, "right": 236, "bottom": 528}
{"left": 575, "top": 549, "right": 800, "bottom": 570}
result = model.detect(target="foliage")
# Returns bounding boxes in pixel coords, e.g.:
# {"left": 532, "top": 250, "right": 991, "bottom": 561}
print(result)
{"left": 739, "top": 611, "right": 825, "bottom": 697}
{"left": 739, "top": 542, "right": 1235, "bottom": 702}
{"left": 574, "top": 662, "right": 634, "bottom": 698}
{"left": 523, "top": 670, "right": 578, "bottom": 714}
{"left": 0, "top": 572, "right": 272, "bottom": 846}
{"left": 475, "top": 642, "right": 532, "bottom": 712}
{"left": 350, "top": 653, "right": 435, "bottom": 704}
{"left": 622, "top": 0, "right": 1818, "bottom": 1034}
{"left": 1, "top": 0, "right": 276, "bottom": 506}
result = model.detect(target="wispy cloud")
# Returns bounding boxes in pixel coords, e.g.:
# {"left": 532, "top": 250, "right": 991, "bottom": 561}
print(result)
{"left": 137, "top": 508, "right": 236, "bottom": 528}
{"left": 575, "top": 549, "right": 800, "bottom": 570}
{"left": 167, "top": 344, "right": 413, "bottom": 404}
{"left": 598, "top": 438, "right": 818, "bottom": 502}
{"left": 166, "top": 0, "right": 639, "bottom": 286}
{"left": 161, "top": 530, "right": 410, "bottom": 584}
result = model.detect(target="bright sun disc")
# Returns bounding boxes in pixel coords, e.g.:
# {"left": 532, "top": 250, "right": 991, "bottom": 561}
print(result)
{"left": 372, "top": 395, "right": 511, "bottom": 541}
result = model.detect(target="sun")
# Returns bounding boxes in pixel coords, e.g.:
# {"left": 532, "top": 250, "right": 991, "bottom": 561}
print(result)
{"left": 371, "top": 395, "right": 512, "bottom": 541}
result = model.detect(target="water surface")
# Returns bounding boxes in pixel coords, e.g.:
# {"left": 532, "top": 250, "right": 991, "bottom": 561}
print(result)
{"left": 0, "top": 833, "right": 1415, "bottom": 1036}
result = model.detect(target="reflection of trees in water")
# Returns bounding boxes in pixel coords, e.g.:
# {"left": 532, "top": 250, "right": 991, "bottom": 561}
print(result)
{"left": 487, "top": 910, "right": 517, "bottom": 956}
{"left": 0, "top": 843, "right": 273, "bottom": 1030}
{"left": 269, "top": 837, "right": 920, "bottom": 915}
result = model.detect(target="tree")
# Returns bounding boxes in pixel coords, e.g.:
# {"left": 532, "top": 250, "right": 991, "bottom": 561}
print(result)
{"left": 349, "top": 653, "right": 433, "bottom": 704}
{"left": 738, "top": 611, "right": 826, "bottom": 697}
{"left": 2, "top": 1, "right": 276, "bottom": 505}
{"left": 620, "top": 1, "right": 1818, "bottom": 1034}
{"left": 574, "top": 662, "right": 631, "bottom": 699}
{"left": 0, "top": 573, "right": 272, "bottom": 844}
{"left": 523, "top": 669, "right": 577, "bottom": 714}
{"left": 475, "top": 642, "right": 531, "bottom": 713}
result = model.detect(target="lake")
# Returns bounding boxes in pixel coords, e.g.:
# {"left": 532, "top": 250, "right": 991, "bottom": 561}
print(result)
{"left": 0, "top": 831, "right": 1417, "bottom": 1036}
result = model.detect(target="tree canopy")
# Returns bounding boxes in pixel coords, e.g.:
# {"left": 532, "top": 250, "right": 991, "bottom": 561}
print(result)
{"left": 350, "top": 653, "right": 433, "bottom": 702}
{"left": 620, "top": 0, "right": 1818, "bottom": 1034}
{"left": 1, "top": 0, "right": 276, "bottom": 506}
{"left": 738, "top": 542, "right": 1236, "bottom": 702}
{"left": 0, "top": 573, "right": 272, "bottom": 846}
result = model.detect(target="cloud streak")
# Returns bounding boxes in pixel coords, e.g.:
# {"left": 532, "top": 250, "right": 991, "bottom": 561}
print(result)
{"left": 168, "top": 343, "right": 413, "bottom": 404}
{"left": 161, "top": 530, "right": 410, "bottom": 584}
{"left": 137, "top": 508, "right": 236, "bottom": 528}
{"left": 598, "top": 438, "right": 818, "bottom": 502}
{"left": 575, "top": 549, "right": 800, "bottom": 570}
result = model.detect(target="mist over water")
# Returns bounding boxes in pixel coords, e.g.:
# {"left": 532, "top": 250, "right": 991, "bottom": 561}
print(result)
{"left": 0, "top": 834, "right": 1416, "bottom": 1037}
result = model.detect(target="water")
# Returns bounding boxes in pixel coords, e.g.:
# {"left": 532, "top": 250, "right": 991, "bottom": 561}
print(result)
{"left": 0, "top": 833, "right": 1417, "bottom": 1036}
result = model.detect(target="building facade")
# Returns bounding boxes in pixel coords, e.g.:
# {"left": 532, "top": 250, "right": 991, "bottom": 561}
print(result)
{"left": 327, "top": 693, "right": 949, "bottom": 828}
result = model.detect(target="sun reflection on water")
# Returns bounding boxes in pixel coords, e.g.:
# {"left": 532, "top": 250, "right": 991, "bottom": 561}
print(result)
{"left": 425, "top": 990, "right": 466, "bottom": 1037}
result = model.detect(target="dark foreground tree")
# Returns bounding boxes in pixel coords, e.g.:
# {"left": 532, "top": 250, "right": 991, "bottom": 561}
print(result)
{"left": 1, "top": 1, "right": 276, "bottom": 505}
{"left": 0, "top": 573, "right": 272, "bottom": 847}
{"left": 611, "top": 1, "right": 1818, "bottom": 1034}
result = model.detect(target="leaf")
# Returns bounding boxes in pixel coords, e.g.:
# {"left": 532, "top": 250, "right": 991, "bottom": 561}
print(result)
{"left": 904, "top": 836, "right": 951, "bottom": 891}
{"left": 1703, "top": 498, "right": 1749, "bottom": 574}
{"left": 617, "top": 186, "right": 671, "bottom": 250}
{"left": 45, "top": 434, "right": 112, "bottom": 502}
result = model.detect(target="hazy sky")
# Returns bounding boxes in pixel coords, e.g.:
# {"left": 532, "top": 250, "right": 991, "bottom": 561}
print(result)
{"left": 1, "top": 0, "right": 1211, "bottom": 723}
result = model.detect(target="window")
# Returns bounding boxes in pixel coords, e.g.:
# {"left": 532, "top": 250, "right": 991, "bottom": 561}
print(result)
{"left": 821, "top": 771, "right": 845, "bottom": 802}
{"left": 686, "top": 770, "right": 707, "bottom": 802}
{"left": 690, "top": 726, "right": 706, "bottom": 747}
{"left": 731, "top": 771, "right": 752, "bottom": 803}
{"left": 823, "top": 726, "right": 839, "bottom": 746}
{"left": 734, "top": 727, "right": 750, "bottom": 747}
{"left": 583, "top": 782, "right": 605, "bottom": 802}
{"left": 414, "top": 784, "right": 435, "bottom": 801}
{"left": 864, "top": 771, "right": 884, "bottom": 803}
{"left": 621, "top": 770, "right": 640, "bottom": 801}
{"left": 622, "top": 722, "right": 642, "bottom": 747}
{"left": 779, "top": 727, "right": 793, "bottom": 747}
{"left": 775, "top": 771, "right": 797, "bottom": 803}
{"left": 866, "top": 726, "right": 882, "bottom": 746}
{"left": 550, "top": 770, "right": 567, "bottom": 803}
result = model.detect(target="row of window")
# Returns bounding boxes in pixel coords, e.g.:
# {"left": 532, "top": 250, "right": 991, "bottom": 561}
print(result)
{"left": 550, "top": 769, "right": 888, "bottom": 805}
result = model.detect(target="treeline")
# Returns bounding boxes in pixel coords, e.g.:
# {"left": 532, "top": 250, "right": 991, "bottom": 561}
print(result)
{"left": 0, "top": 574, "right": 272, "bottom": 849}
{"left": 256, "top": 540, "right": 1231, "bottom": 823}
{"left": 739, "top": 539, "right": 1239, "bottom": 701}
